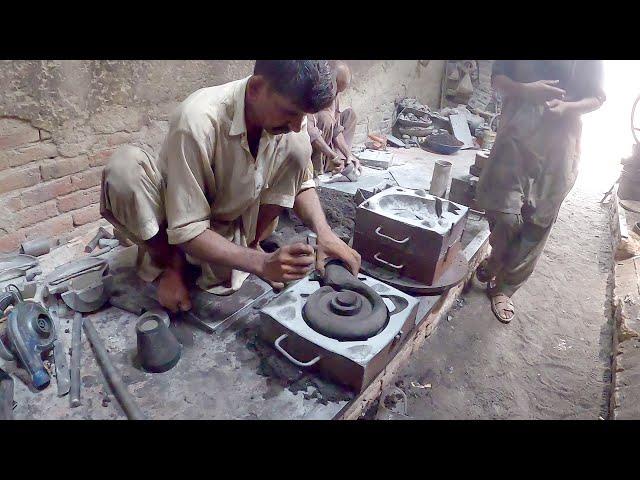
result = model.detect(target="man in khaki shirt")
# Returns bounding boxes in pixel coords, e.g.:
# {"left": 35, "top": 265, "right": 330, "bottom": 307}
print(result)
{"left": 101, "top": 60, "right": 361, "bottom": 312}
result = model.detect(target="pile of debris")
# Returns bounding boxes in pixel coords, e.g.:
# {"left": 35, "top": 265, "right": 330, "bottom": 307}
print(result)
{"left": 390, "top": 96, "right": 497, "bottom": 154}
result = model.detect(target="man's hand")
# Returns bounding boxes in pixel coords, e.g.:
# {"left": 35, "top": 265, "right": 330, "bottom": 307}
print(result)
{"left": 523, "top": 80, "right": 566, "bottom": 103}
{"left": 316, "top": 230, "right": 361, "bottom": 276}
{"left": 349, "top": 156, "right": 362, "bottom": 174}
{"left": 158, "top": 268, "right": 192, "bottom": 313}
{"left": 258, "top": 243, "right": 315, "bottom": 287}
{"left": 328, "top": 155, "right": 345, "bottom": 174}
{"left": 545, "top": 98, "right": 574, "bottom": 117}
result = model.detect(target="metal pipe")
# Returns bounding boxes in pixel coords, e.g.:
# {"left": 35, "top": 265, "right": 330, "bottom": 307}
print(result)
{"left": 82, "top": 318, "right": 146, "bottom": 420}
{"left": 429, "top": 159, "right": 453, "bottom": 198}
{"left": 69, "top": 312, "right": 82, "bottom": 408}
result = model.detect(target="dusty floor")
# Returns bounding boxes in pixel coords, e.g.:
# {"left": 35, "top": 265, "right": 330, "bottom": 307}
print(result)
{"left": 394, "top": 174, "right": 615, "bottom": 420}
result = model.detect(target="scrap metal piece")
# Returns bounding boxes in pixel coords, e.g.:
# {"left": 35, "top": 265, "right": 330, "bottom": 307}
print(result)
{"left": 44, "top": 258, "right": 108, "bottom": 296}
{"left": 25, "top": 266, "right": 42, "bottom": 281}
{"left": 98, "top": 238, "right": 120, "bottom": 249}
{"left": 83, "top": 317, "right": 146, "bottom": 420}
{"left": 61, "top": 277, "right": 110, "bottom": 313}
{"left": 85, "top": 227, "right": 113, "bottom": 253}
{"left": 20, "top": 238, "right": 58, "bottom": 257}
{"left": 69, "top": 312, "right": 82, "bottom": 408}
{"left": 89, "top": 244, "right": 118, "bottom": 257}
{"left": 53, "top": 339, "right": 70, "bottom": 397}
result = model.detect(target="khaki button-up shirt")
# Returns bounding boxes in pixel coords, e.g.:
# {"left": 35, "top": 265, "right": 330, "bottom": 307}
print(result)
{"left": 156, "top": 76, "right": 315, "bottom": 293}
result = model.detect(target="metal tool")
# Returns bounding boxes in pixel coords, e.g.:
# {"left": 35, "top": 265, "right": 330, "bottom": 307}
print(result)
{"left": 83, "top": 318, "right": 146, "bottom": 420}
{"left": 53, "top": 339, "right": 70, "bottom": 397}
{"left": 50, "top": 303, "right": 70, "bottom": 397}
{"left": 0, "top": 296, "right": 56, "bottom": 390}
{"left": 69, "top": 312, "right": 82, "bottom": 407}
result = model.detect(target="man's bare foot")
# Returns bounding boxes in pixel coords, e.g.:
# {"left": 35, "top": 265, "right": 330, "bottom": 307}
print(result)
{"left": 158, "top": 268, "right": 192, "bottom": 313}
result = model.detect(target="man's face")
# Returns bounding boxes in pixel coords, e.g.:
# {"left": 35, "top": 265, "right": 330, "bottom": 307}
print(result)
{"left": 255, "top": 84, "right": 308, "bottom": 135}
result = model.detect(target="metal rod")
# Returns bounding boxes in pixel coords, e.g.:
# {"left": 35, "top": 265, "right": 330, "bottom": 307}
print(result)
{"left": 82, "top": 318, "right": 146, "bottom": 420}
{"left": 69, "top": 312, "right": 82, "bottom": 407}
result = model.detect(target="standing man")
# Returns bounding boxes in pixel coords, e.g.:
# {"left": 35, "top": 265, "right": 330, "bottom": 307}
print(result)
{"left": 475, "top": 60, "right": 606, "bottom": 323}
{"left": 101, "top": 60, "right": 361, "bottom": 312}
{"left": 307, "top": 61, "right": 360, "bottom": 175}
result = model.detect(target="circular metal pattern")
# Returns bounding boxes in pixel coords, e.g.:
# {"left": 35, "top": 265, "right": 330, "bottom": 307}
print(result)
{"left": 303, "top": 286, "right": 388, "bottom": 341}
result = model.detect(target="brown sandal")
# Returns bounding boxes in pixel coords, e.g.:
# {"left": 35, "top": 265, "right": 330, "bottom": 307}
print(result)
{"left": 490, "top": 293, "right": 515, "bottom": 324}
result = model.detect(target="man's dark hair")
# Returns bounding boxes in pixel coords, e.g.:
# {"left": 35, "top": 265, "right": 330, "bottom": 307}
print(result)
{"left": 254, "top": 60, "right": 335, "bottom": 113}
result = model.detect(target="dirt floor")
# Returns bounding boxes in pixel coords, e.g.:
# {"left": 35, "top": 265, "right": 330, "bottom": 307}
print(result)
{"left": 393, "top": 173, "right": 615, "bottom": 420}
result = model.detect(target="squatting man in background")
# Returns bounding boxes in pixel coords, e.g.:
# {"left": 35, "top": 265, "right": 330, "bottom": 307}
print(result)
{"left": 100, "top": 60, "right": 361, "bottom": 312}
{"left": 307, "top": 61, "right": 361, "bottom": 176}
{"left": 475, "top": 60, "right": 605, "bottom": 323}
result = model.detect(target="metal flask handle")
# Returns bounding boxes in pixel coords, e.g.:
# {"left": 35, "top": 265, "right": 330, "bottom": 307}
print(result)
{"left": 375, "top": 227, "right": 410, "bottom": 244}
{"left": 274, "top": 334, "right": 321, "bottom": 368}
{"left": 373, "top": 252, "right": 404, "bottom": 270}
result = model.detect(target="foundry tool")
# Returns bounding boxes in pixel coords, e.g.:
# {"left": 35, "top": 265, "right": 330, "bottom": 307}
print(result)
{"left": 69, "top": 312, "right": 82, "bottom": 407}
{"left": 43, "top": 257, "right": 108, "bottom": 297}
{"left": 353, "top": 186, "right": 469, "bottom": 288}
{"left": 0, "top": 368, "right": 14, "bottom": 420}
{"left": 83, "top": 317, "right": 146, "bottom": 420}
{"left": 136, "top": 310, "right": 181, "bottom": 373}
{"left": 0, "top": 292, "right": 56, "bottom": 390}
{"left": 259, "top": 259, "right": 419, "bottom": 392}
{"left": 84, "top": 227, "right": 114, "bottom": 253}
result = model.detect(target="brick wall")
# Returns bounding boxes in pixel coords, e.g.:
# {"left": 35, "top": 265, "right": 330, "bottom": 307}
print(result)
{"left": 0, "top": 60, "right": 444, "bottom": 253}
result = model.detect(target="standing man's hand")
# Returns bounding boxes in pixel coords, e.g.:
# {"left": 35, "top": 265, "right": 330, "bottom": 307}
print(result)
{"left": 523, "top": 80, "right": 566, "bottom": 103}
{"left": 316, "top": 230, "right": 361, "bottom": 276}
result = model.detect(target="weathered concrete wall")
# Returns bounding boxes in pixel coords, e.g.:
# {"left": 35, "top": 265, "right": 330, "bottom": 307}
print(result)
{"left": 0, "top": 60, "right": 443, "bottom": 252}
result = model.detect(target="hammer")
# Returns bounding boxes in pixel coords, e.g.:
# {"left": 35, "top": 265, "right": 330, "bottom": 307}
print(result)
{"left": 84, "top": 227, "right": 114, "bottom": 253}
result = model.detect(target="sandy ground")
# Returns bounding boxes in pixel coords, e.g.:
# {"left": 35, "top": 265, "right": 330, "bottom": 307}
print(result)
{"left": 392, "top": 173, "right": 615, "bottom": 420}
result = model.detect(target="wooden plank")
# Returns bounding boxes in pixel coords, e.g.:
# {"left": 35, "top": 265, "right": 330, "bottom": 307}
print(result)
{"left": 336, "top": 223, "right": 490, "bottom": 420}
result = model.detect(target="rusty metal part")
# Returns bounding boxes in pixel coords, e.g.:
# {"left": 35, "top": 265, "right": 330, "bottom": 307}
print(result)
{"left": 83, "top": 317, "right": 146, "bottom": 420}
{"left": 69, "top": 312, "right": 82, "bottom": 407}
{"left": 84, "top": 227, "right": 113, "bottom": 253}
